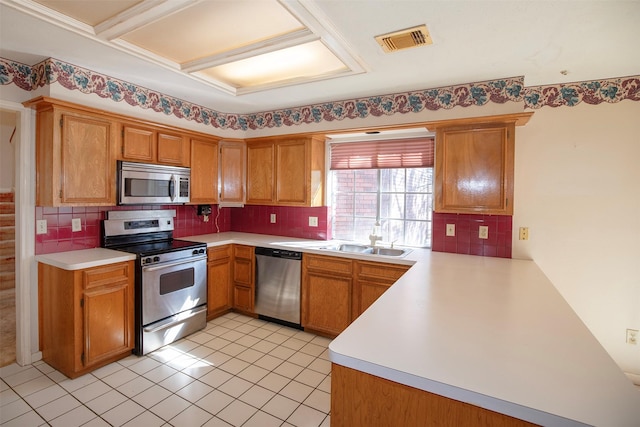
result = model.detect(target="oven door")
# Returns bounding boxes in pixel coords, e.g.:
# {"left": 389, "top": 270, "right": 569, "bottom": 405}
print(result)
{"left": 141, "top": 255, "right": 207, "bottom": 326}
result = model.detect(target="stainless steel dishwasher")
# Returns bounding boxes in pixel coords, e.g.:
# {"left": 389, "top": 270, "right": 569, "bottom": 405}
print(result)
{"left": 254, "top": 247, "right": 302, "bottom": 327}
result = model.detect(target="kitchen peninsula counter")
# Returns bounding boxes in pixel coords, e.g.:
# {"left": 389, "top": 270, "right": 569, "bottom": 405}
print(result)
{"left": 328, "top": 251, "right": 640, "bottom": 426}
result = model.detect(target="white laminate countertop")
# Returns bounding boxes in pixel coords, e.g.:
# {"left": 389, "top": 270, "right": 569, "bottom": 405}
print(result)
{"left": 328, "top": 251, "right": 640, "bottom": 427}
{"left": 35, "top": 248, "right": 136, "bottom": 270}
{"left": 34, "top": 232, "right": 639, "bottom": 426}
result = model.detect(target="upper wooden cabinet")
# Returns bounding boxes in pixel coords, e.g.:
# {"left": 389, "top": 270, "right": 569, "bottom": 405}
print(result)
{"left": 246, "top": 135, "right": 325, "bottom": 206}
{"left": 26, "top": 98, "right": 116, "bottom": 206}
{"left": 219, "top": 140, "right": 246, "bottom": 205}
{"left": 427, "top": 113, "right": 532, "bottom": 215}
{"left": 190, "top": 136, "right": 219, "bottom": 204}
{"left": 120, "top": 122, "right": 189, "bottom": 167}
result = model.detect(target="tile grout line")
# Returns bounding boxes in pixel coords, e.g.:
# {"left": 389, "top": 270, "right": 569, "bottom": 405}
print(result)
{"left": 0, "top": 313, "right": 331, "bottom": 427}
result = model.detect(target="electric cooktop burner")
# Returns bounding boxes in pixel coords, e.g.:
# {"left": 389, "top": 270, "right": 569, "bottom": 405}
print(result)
{"left": 112, "top": 239, "right": 205, "bottom": 257}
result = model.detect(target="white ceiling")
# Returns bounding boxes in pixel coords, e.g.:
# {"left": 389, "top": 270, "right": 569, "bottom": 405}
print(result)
{"left": 1, "top": 0, "right": 639, "bottom": 115}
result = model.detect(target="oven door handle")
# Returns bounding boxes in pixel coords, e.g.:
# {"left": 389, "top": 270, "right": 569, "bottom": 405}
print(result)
{"left": 142, "top": 255, "right": 207, "bottom": 272}
{"left": 143, "top": 305, "right": 207, "bottom": 333}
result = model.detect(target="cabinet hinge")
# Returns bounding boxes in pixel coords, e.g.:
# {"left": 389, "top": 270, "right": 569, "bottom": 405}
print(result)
{"left": 59, "top": 189, "right": 62, "bottom": 199}
{"left": 121, "top": 145, "right": 124, "bottom": 155}
{"left": 81, "top": 352, "right": 85, "bottom": 365}
{"left": 59, "top": 118, "right": 63, "bottom": 128}
{"left": 80, "top": 298, "right": 83, "bottom": 308}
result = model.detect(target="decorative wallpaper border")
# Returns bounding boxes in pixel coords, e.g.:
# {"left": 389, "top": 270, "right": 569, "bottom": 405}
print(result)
{"left": 1, "top": 57, "right": 639, "bottom": 131}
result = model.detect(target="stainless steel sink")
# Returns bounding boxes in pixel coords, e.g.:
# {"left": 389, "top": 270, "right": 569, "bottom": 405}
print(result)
{"left": 320, "top": 243, "right": 410, "bottom": 257}
{"left": 371, "top": 247, "right": 407, "bottom": 256}
{"left": 337, "top": 244, "right": 374, "bottom": 254}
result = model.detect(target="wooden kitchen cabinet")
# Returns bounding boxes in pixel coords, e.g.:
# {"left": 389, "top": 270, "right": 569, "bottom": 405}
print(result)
{"left": 302, "top": 254, "right": 353, "bottom": 337}
{"left": 190, "top": 136, "right": 219, "bottom": 204}
{"left": 207, "top": 245, "right": 232, "bottom": 319}
{"left": 26, "top": 98, "right": 116, "bottom": 206}
{"left": 353, "top": 261, "right": 409, "bottom": 320}
{"left": 38, "top": 261, "right": 134, "bottom": 378}
{"left": 219, "top": 140, "right": 246, "bottom": 205}
{"left": 232, "top": 245, "right": 254, "bottom": 313}
{"left": 121, "top": 122, "right": 189, "bottom": 166}
{"left": 427, "top": 113, "right": 532, "bottom": 215}
{"left": 246, "top": 135, "right": 325, "bottom": 206}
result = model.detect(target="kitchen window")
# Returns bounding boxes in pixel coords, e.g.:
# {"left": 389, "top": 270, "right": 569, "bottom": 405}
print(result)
{"left": 329, "top": 135, "right": 434, "bottom": 247}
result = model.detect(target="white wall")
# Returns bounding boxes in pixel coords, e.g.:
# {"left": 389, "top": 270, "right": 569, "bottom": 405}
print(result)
{"left": 513, "top": 101, "right": 640, "bottom": 378}
{"left": 0, "top": 110, "right": 16, "bottom": 191}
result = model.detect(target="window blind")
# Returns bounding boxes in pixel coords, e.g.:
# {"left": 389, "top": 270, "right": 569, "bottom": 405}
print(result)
{"left": 330, "top": 137, "right": 434, "bottom": 170}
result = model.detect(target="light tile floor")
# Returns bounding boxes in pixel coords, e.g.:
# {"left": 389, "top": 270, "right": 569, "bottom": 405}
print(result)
{"left": 0, "top": 313, "right": 332, "bottom": 427}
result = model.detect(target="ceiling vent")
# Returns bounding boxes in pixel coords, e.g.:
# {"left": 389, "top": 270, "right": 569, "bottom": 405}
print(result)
{"left": 375, "top": 24, "right": 433, "bottom": 53}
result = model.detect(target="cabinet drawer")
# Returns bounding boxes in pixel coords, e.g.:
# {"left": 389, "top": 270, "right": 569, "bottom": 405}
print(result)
{"left": 208, "top": 245, "right": 231, "bottom": 261}
{"left": 234, "top": 245, "right": 254, "bottom": 260}
{"left": 304, "top": 254, "right": 353, "bottom": 275}
{"left": 83, "top": 262, "right": 130, "bottom": 290}
{"left": 356, "top": 262, "right": 409, "bottom": 283}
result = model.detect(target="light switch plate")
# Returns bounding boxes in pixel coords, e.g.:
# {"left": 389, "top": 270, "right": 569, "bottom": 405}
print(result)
{"left": 309, "top": 216, "right": 318, "bottom": 227}
{"left": 72, "top": 218, "right": 82, "bottom": 232}
{"left": 270, "top": 214, "right": 276, "bottom": 224}
{"left": 36, "top": 219, "right": 47, "bottom": 235}
{"left": 479, "top": 225, "right": 489, "bottom": 239}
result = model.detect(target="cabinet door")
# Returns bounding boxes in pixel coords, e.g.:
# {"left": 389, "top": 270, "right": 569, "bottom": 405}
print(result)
{"left": 246, "top": 142, "right": 274, "bottom": 204}
{"left": 190, "top": 137, "right": 218, "bottom": 204}
{"left": 353, "top": 261, "right": 408, "bottom": 319}
{"left": 233, "top": 286, "right": 253, "bottom": 312}
{"left": 207, "top": 245, "right": 232, "bottom": 318}
{"left": 302, "top": 271, "right": 352, "bottom": 336}
{"left": 276, "top": 140, "right": 307, "bottom": 205}
{"left": 233, "top": 245, "right": 254, "bottom": 312}
{"left": 82, "top": 262, "right": 133, "bottom": 368}
{"left": 435, "top": 124, "right": 514, "bottom": 215}
{"left": 122, "top": 124, "right": 154, "bottom": 162}
{"left": 219, "top": 141, "right": 246, "bottom": 204}
{"left": 157, "top": 132, "right": 187, "bottom": 166}
{"left": 61, "top": 113, "right": 114, "bottom": 205}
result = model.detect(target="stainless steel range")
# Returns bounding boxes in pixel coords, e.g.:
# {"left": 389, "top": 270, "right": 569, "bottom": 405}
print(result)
{"left": 102, "top": 210, "right": 207, "bottom": 355}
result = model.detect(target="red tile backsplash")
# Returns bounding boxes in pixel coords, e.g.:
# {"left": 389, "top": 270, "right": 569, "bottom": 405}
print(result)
{"left": 35, "top": 203, "right": 329, "bottom": 255}
{"left": 431, "top": 212, "right": 512, "bottom": 258}
{"left": 230, "top": 205, "right": 330, "bottom": 240}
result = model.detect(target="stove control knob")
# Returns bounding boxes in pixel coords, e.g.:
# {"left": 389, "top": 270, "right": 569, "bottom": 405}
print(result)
{"left": 144, "top": 257, "right": 152, "bottom": 264}
{"left": 153, "top": 256, "right": 160, "bottom": 263}
{"left": 192, "top": 249, "right": 200, "bottom": 255}
{"left": 199, "top": 248, "right": 205, "bottom": 254}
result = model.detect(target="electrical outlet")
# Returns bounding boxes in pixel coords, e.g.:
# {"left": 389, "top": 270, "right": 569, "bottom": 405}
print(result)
{"left": 72, "top": 218, "right": 82, "bottom": 232}
{"left": 270, "top": 214, "right": 276, "bottom": 224}
{"left": 479, "top": 225, "right": 489, "bottom": 239}
{"left": 627, "top": 329, "right": 638, "bottom": 345}
{"left": 446, "top": 224, "right": 455, "bottom": 237}
{"left": 36, "top": 219, "right": 47, "bottom": 235}
{"left": 309, "top": 216, "right": 318, "bottom": 227}
{"left": 519, "top": 227, "right": 529, "bottom": 240}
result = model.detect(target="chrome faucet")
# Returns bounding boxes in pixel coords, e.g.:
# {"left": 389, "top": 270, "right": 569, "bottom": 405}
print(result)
{"left": 369, "top": 222, "right": 382, "bottom": 247}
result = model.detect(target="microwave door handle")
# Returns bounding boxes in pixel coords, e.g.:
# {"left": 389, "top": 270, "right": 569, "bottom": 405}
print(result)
{"left": 169, "top": 174, "right": 176, "bottom": 201}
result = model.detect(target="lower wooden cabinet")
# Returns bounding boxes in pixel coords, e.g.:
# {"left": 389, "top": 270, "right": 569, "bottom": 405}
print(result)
{"left": 302, "top": 253, "right": 410, "bottom": 337}
{"left": 232, "top": 245, "right": 255, "bottom": 313}
{"left": 302, "top": 254, "right": 354, "bottom": 336}
{"left": 353, "top": 261, "right": 409, "bottom": 321}
{"left": 38, "top": 261, "right": 134, "bottom": 378}
{"left": 207, "top": 245, "right": 232, "bottom": 319}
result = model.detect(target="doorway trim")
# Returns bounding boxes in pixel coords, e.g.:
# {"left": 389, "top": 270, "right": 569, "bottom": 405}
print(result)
{"left": 1, "top": 100, "right": 35, "bottom": 366}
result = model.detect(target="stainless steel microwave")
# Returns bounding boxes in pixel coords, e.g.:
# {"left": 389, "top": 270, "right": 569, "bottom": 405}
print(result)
{"left": 117, "top": 161, "right": 190, "bottom": 205}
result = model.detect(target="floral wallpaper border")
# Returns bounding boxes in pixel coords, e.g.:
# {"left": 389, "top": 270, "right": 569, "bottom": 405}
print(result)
{"left": 1, "top": 57, "right": 639, "bottom": 131}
